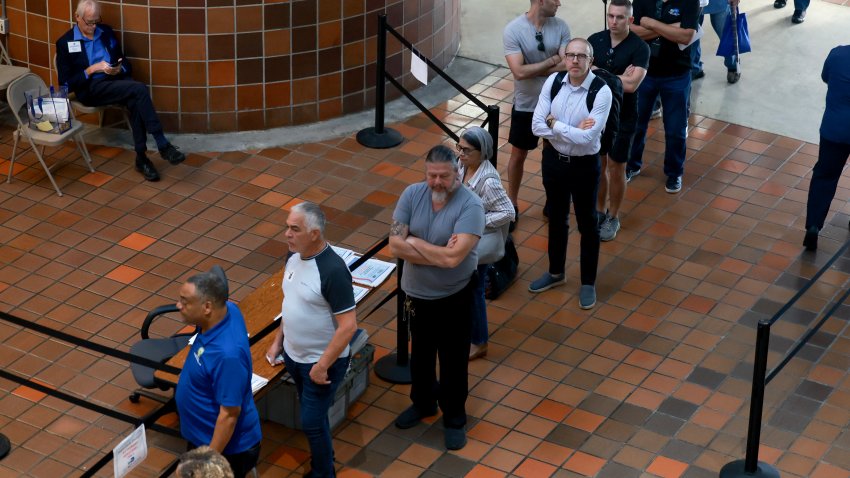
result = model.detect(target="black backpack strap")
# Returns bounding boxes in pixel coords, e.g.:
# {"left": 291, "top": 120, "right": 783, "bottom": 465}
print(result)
{"left": 585, "top": 75, "right": 606, "bottom": 114}
{"left": 549, "top": 71, "right": 568, "bottom": 101}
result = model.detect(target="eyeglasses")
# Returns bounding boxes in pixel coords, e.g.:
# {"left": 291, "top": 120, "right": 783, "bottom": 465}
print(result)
{"left": 534, "top": 31, "right": 545, "bottom": 52}
{"left": 456, "top": 143, "right": 476, "bottom": 156}
{"left": 565, "top": 53, "right": 589, "bottom": 61}
{"left": 80, "top": 17, "right": 101, "bottom": 26}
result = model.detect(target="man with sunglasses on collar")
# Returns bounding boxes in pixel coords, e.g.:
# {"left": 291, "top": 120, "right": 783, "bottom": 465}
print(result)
{"left": 627, "top": 0, "right": 699, "bottom": 195}
{"left": 57, "top": 0, "right": 185, "bottom": 183}
{"left": 503, "top": 0, "right": 571, "bottom": 232}
{"left": 588, "top": 0, "right": 650, "bottom": 242}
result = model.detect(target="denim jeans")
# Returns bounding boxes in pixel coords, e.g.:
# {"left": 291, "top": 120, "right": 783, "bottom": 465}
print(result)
{"left": 794, "top": 0, "right": 810, "bottom": 10}
{"left": 628, "top": 71, "right": 692, "bottom": 179}
{"left": 541, "top": 146, "right": 601, "bottom": 285}
{"left": 283, "top": 352, "right": 350, "bottom": 478}
{"left": 806, "top": 136, "right": 850, "bottom": 230}
{"left": 691, "top": 8, "right": 738, "bottom": 72}
{"left": 470, "top": 263, "right": 490, "bottom": 345}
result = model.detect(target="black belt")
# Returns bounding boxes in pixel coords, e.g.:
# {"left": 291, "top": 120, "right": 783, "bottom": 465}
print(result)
{"left": 544, "top": 144, "right": 597, "bottom": 163}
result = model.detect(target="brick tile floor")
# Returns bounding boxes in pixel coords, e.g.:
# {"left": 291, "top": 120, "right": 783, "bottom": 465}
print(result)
{"left": 1, "top": 67, "right": 850, "bottom": 477}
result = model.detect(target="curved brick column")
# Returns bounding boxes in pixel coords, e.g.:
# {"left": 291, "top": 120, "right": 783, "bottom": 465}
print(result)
{"left": 7, "top": 0, "right": 460, "bottom": 133}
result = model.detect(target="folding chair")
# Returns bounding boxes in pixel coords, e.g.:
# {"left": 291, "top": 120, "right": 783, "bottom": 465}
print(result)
{"left": 0, "top": 40, "right": 31, "bottom": 112}
{"left": 6, "top": 73, "right": 95, "bottom": 196}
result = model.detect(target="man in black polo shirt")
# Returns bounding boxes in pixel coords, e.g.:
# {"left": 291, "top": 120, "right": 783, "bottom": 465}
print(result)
{"left": 589, "top": 0, "right": 650, "bottom": 242}
{"left": 627, "top": 0, "right": 699, "bottom": 194}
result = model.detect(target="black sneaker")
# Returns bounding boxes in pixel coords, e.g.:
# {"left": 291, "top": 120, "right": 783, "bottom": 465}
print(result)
{"left": 774, "top": 0, "right": 786, "bottom": 7}
{"left": 665, "top": 176, "right": 682, "bottom": 194}
{"left": 625, "top": 168, "right": 641, "bottom": 183}
{"left": 791, "top": 9, "right": 806, "bottom": 23}
{"left": 159, "top": 143, "right": 186, "bottom": 165}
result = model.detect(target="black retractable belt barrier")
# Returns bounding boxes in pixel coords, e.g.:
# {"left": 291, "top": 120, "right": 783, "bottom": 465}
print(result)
{"left": 358, "top": 14, "right": 501, "bottom": 167}
{"left": 720, "top": 239, "right": 850, "bottom": 478}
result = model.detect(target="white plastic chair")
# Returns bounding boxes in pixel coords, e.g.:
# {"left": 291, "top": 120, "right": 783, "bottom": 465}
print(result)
{"left": 6, "top": 73, "right": 95, "bottom": 196}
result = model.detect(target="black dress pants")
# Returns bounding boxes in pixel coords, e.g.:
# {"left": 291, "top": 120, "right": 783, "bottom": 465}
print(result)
{"left": 806, "top": 136, "right": 850, "bottom": 230}
{"left": 84, "top": 77, "right": 164, "bottom": 153}
{"left": 541, "top": 145, "right": 601, "bottom": 285}
{"left": 408, "top": 275, "right": 476, "bottom": 429}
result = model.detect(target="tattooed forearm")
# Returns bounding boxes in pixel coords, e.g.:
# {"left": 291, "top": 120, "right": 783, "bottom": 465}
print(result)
{"left": 390, "top": 221, "right": 408, "bottom": 238}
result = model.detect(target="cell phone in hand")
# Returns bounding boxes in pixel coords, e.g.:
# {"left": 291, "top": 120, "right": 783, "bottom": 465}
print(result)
{"left": 109, "top": 58, "right": 123, "bottom": 68}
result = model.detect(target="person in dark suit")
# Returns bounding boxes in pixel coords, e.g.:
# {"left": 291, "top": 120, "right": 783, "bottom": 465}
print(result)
{"left": 56, "top": 0, "right": 185, "bottom": 182}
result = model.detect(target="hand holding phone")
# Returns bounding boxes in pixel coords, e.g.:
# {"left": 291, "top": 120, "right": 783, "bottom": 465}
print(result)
{"left": 109, "top": 58, "right": 123, "bottom": 68}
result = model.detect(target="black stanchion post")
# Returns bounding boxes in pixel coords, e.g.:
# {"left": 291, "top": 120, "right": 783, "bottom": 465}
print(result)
{"left": 357, "top": 13, "right": 403, "bottom": 149}
{"left": 374, "top": 259, "right": 411, "bottom": 383}
{"left": 0, "top": 433, "right": 9, "bottom": 460}
{"left": 719, "top": 320, "right": 780, "bottom": 478}
{"left": 486, "top": 104, "right": 499, "bottom": 168}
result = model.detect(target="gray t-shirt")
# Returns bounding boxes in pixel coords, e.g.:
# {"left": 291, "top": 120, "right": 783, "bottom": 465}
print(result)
{"left": 393, "top": 182, "right": 485, "bottom": 300}
{"left": 503, "top": 14, "right": 571, "bottom": 112}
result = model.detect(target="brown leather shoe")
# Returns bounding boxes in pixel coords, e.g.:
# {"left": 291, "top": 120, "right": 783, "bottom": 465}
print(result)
{"left": 469, "top": 343, "right": 488, "bottom": 361}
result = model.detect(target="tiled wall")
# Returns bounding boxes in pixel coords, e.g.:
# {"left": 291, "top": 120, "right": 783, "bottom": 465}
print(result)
{"left": 6, "top": 0, "right": 461, "bottom": 133}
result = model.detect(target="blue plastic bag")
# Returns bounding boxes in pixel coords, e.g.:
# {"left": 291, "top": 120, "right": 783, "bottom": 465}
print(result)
{"left": 717, "top": 8, "right": 751, "bottom": 57}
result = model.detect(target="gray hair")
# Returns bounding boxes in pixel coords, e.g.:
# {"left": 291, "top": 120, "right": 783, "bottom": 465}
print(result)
{"left": 76, "top": 0, "right": 100, "bottom": 18}
{"left": 186, "top": 272, "right": 227, "bottom": 308}
{"left": 176, "top": 446, "right": 234, "bottom": 478}
{"left": 291, "top": 201, "right": 326, "bottom": 234}
{"left": 460, "top": 127, "right": 494, "bottom": 164}
{"left": 425, "top": 144, "right": 458, "bottom": 171}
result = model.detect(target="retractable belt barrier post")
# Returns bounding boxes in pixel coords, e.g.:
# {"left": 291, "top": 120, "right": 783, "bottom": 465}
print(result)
{"left": 357, "top": 13, "right": 501, "bottom": 167}
{"left": 720, "top": 239, "right": 850, "bottom": 478}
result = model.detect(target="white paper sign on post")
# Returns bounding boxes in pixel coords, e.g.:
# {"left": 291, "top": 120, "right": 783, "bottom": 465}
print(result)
{"left": 411, "top": 52, "right": 428, "bottom": 85}
{"left": 113, "top": 424, "right": 148, "bottom": 478}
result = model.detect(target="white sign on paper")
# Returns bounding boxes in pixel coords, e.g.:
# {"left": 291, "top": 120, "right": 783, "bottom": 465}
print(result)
{"left": 411, "top": 52, "right": 428, "bottom": 85}
{"left": 113, "top": 424, "right": 148, "bottom": 478}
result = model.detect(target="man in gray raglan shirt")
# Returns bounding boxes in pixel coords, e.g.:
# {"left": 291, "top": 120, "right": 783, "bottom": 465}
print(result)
{"left": 503, "top": 0, "right": 571, "bottom": 230}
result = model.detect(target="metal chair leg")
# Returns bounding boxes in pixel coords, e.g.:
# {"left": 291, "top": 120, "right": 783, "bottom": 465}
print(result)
{"left": 7, "top": 127, "right": 20, "bottom": 184}
{"left": 31, "top": 140, "right": 63, "bottom": 196}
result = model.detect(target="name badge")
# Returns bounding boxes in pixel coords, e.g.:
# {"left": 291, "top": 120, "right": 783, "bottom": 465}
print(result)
{"left": 68, "top": 41, "right": 82, "bottom": 53}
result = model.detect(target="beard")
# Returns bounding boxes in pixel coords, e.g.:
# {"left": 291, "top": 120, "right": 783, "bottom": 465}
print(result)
{"left": 431, "top": 178, "right": 459, "bottom": 204}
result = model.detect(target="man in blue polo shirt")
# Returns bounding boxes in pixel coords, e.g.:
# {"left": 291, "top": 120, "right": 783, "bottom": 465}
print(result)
{"left": 174, "top": 271, "right": 262, "bottom": 478}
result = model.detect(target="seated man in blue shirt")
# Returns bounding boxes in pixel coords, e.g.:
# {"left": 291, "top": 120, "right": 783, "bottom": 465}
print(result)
{"left": 174, "top": 271, "right": 262, "bottom": 478}
{"left": 56, "top": 0, "right": 185, "bottom": 182}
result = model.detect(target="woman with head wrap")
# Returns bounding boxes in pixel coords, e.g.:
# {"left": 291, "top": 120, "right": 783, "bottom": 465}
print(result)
{"left": 456, "top": 127, "right": 515, "bottom": 360}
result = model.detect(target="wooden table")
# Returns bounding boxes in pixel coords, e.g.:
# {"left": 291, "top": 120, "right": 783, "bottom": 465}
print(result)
{"left": 155, "top": 265, "right": 395, "bottom": 389}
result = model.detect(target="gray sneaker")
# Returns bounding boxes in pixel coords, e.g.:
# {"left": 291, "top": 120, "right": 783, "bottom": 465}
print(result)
{"left": 529, "top": 273, "right": 565, "bottom": 293}
{"left": 579, "top": 285, "right": 596, "bottom": 309}
{"left": 600, "top": 216, "right": 620, "bottom": 242}
{"left": 625, "top": 168, "right": 641, "bottom": 183}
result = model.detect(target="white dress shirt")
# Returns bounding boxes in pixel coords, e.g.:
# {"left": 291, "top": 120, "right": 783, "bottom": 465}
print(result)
{"left": 531, "top": 70, "right": 612, "bottom": 156}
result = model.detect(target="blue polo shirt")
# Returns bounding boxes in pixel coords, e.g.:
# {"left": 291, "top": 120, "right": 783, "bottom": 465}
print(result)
{"left": 175, "top": 302, "right": 262, "bottom": 455}
{"left": 73, "top": 25, "right": 119, "bottom": 79}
